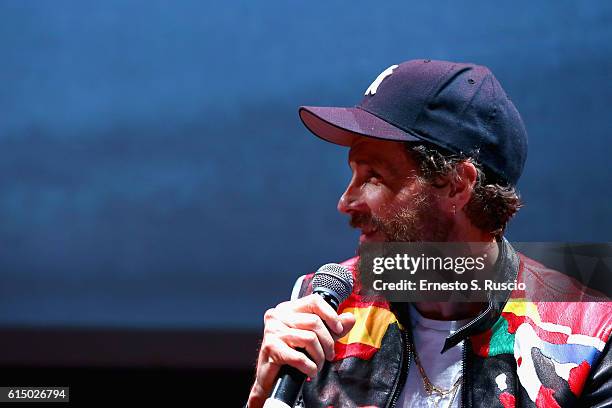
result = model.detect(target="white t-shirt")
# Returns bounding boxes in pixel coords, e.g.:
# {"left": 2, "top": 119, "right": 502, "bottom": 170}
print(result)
{"left": 397, "top": 305, "right": 469, "bottom": 408}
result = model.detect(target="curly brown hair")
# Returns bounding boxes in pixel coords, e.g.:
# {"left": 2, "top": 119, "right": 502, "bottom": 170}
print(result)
{"left": 405, "top": 142, "right": 523, "bottom": 236}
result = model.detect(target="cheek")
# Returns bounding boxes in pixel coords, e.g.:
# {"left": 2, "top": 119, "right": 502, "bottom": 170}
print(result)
{"left": 361, "top": 184, "right": 396, "bottom": 212}
{"left": 373, "top": 184, "right": 428, "bottom": 217}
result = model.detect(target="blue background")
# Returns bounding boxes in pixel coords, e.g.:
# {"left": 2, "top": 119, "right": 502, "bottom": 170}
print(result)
{"left": 0, "top": 1, "right": 610, "bottom": 329}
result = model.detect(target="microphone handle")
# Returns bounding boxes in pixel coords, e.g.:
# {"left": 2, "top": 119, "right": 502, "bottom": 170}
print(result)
{"left": 264, "top": 362, "right": 307, "bottom": 408}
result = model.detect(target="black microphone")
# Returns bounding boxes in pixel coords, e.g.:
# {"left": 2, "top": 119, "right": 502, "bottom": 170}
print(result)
{"left": 263, "top": 263, "right": 354, "bottom": 408}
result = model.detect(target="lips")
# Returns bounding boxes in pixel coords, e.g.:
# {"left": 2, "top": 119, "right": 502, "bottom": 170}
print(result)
{"left": 350, "top": 215, "right": 384, "bottom": 243}
{"left": 359, "top": 228, "right": 383, "bottom": 243}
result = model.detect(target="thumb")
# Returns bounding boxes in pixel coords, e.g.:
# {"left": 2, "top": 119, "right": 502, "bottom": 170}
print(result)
{"left": 336, "top": 312, "right": 356, "bottom": 338}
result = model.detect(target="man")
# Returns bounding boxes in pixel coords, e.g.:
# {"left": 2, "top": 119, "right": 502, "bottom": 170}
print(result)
{"left": 246, "top": 60, "right": 611, "bottom": 407}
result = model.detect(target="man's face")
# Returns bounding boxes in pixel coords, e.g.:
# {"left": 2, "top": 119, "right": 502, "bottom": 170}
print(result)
{"left": 338, "top": 137, "right": 453, "bottom": 243}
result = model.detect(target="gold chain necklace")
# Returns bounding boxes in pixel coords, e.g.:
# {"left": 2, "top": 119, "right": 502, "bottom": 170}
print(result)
{"left": 411, "top": 336, "right": 462, "bottom": 408}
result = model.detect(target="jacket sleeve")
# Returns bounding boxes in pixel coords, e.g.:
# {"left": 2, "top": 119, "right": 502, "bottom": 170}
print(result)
{"left": 577, "top": 339, "right": 612, "bottom": 407}
{"left": 290, "top": 275, "right": 306, "bottom": 300}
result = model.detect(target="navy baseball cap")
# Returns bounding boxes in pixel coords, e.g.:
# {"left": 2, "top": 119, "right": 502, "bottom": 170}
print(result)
{"left": 299, "top": 59, "right": 528, "bottom": 186}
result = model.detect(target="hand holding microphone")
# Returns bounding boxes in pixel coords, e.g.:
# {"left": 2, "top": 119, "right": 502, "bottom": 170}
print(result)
{"left": 248, "top": 264, "right": 355, "bottom": 408}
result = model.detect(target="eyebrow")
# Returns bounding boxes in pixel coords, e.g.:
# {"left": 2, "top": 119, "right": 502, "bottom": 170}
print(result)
{"left": 349, "top": 156, "right": 402, "bottom": 177}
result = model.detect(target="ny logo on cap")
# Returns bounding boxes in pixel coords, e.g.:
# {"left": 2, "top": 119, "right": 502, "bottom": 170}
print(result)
{"left": 364, "top": 64, "right": 399, "bottom": 96}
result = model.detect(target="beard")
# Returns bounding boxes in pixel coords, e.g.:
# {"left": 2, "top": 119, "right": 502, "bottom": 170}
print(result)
{"left": 350, "top": 187, "right": 454, "bottom": 242}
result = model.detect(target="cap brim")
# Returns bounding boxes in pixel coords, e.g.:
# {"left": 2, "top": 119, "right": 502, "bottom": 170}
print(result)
{"left": 298, "top": 106, "right": 420, "bottom": 146}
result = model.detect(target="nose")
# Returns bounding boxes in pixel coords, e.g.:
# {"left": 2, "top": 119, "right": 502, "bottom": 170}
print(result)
{"left": 337, "top": 176, "right": 366, "bottom": 215}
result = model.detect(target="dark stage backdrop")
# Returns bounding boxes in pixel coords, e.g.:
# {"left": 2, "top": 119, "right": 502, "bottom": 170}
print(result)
{"left": 0, "top": 3, "right": 610, "bottom": 396}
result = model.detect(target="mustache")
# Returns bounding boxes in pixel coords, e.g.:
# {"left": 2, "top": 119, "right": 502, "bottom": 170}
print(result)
{"left": 349, "top": 213, "right": 368, "bottom": 229}
{"left": 349, "top": 213, "right": 384, "bottom": 231}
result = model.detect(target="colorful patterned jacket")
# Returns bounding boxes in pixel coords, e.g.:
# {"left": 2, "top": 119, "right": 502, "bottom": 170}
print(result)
{"left": 295, "top": 240, "right": 612, "bottom": 407}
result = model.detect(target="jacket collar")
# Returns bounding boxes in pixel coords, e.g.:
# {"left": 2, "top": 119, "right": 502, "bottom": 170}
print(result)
{"left": 441, "top": 237, "right": 520, "bottom": 352}
{"left": 389, "top": 237, "right": 520, "bottom": 353}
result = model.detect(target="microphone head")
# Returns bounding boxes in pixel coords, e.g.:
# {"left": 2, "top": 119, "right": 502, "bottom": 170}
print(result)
{"left": 312, "top": 263, "right": 354, "bottom": 308}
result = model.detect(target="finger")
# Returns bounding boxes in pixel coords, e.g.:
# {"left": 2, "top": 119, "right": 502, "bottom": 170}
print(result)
{"left": 280, "top": 312, "right": 335, "bottom": 361}
{"left": 264, "top": 338, "right": 318, "bottom": 378}
{"left": 286, "top": 295, "right": 343, "bottom": 335}
{"left": 262, "top": 318, "right": 326, "bottom": 370}
{"left": 279, "top": 327, "right": 325, "bottom": 370}
{"left": 336, "top": 312, "right": 356, "bottom": 338}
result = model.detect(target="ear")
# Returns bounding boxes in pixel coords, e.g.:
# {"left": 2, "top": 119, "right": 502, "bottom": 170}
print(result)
{"left": 445, "top": 161, "right": 478, "bottom": 212}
